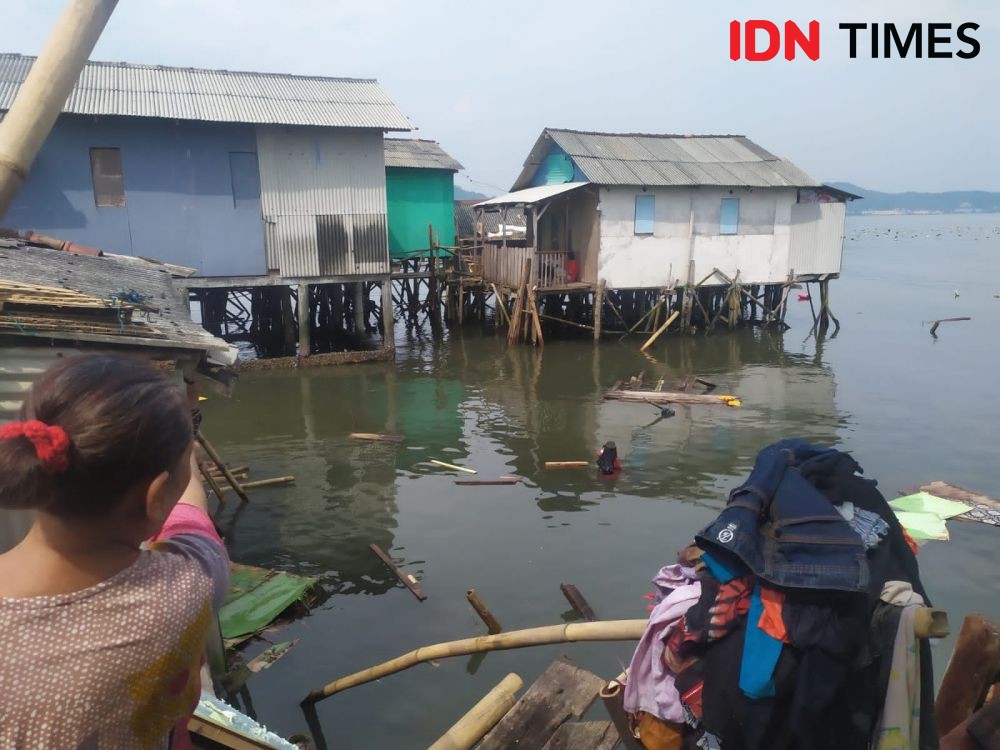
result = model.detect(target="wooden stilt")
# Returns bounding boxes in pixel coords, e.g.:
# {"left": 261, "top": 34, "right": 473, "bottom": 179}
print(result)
{"left": 593, "top": 279, "right": 605, "bottom": 342}
{"left": 467, "top": 589, "right": 503, "bottom": 634}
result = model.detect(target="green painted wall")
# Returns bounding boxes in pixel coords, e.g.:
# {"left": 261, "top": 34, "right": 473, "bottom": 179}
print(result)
{"left": 385, "top": 167, "right": 456, "bottom": 259}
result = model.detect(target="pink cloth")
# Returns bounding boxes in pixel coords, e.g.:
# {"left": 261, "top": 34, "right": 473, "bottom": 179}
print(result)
{"left": 156, "top": 502, "right": 223, "bottom": 546}
{"left": 623, "top": 564, "right": 702, "bottom": 723}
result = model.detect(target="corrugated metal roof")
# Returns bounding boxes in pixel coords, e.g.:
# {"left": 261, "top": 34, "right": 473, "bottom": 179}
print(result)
{"left": 0, "top": 53, "right": 411, "bottom": 130}
{"left": 384, "top": 139, "right": 462, "bottom": 171}
{"left": 512, "top": 129, "right": 821, "bottom": 190}
{"left": 476, "top": 182, "right": 589, "bottom": 207}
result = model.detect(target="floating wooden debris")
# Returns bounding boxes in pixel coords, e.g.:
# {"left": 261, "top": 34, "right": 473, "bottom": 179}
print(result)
{"left": 428, "top": 673, "right": 524, "bottom": 750}
{"left": 467, "top": 588, "right": 503, "bottom": 634}
{"left": 604, "top": 388, "right": 742, "bottom": 407}
{"left": 220, "top": 476, "right": 294, "bottom": 493}
{"left": 430, "top": 459, "right": 477, "bottom": 474}
{"left": 544, "top": 461, "right": 590, "bottom": 469}
{"left": 455, "top": 478, "right": 519, "bottom": 486}
{"left": 560, "top": 583, "right": 598, "bottom": 622}
{"left": 929, "top": 316, "right": 970, "bottom": 337}
{"left": 197, "top": 434, "right": 250, "bottom": 503}
{"left": 903, "top": 481, "right": 1000, "bottom": 527}
{"left": 349, "top": 432, "right": 404, "bottom": 443}
{"left": 369, "top": 543, "right": 426, "bottom": 601}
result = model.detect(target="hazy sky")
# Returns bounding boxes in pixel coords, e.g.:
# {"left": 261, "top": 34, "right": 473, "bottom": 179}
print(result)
{"left": 8, "top": 0, "right": 999, "bottom": 194}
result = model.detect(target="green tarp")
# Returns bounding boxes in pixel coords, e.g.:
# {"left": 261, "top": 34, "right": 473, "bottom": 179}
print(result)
{"left": 220, "top": 563, "right": 316, "bottom": 641}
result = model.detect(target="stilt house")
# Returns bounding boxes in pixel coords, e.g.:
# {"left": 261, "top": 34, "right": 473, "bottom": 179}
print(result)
{"left": 383, "top": 138, "right": 462, "bottom": 259}
{"left": 476, "top": 129, "right": 857, "bottom": 293}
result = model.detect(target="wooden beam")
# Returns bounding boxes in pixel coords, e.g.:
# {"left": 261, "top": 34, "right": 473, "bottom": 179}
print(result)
{"left": 560, "top": 583, "right": 597, "bottom": 621}
{"left": 593, "top": 279, "right": 605, "bottom": 342}
{"left": 467, "top": 588, "right": 504, "bottom": 634}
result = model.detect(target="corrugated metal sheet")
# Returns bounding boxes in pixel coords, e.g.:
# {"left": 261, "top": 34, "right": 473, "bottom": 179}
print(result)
{"left": 0, "top": 53, "right": 411, "bottom": 130}
{"left": 0, "top": 347, "right": 70, "bottom": 423}
{"left": 455, "top": 202, "right": 526, "bottom": 238}
{"left": 476, "top": 182, "right": 589, "bottom": 207}
{"left": 789, "top": 202, "right": 846, "bottom": 276}
{"left": 257, "top": 127, "right": 389, "bottom": 277}
{"left": 511, "top": 129, "right": 822, "bottom": 190}
{"left": 383, "top": 139, "right": 462, "bottom": 171}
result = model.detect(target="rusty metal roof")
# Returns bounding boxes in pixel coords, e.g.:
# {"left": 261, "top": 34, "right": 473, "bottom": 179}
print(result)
{"left": 384, "top": 139, "right": 462, "bottom": 171}
{"left": 0, "top": 53, "right": 411, "bottom": 130}
{"left": 512, "top": 129, "right": 820, "bottom": 190}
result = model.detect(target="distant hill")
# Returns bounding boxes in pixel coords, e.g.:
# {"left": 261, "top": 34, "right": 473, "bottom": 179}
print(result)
{"left": 455, "top": 185, "right": 493, "bottom": 201}
{"left": 829, "top": 182, "right": 1000, "bottom": 215}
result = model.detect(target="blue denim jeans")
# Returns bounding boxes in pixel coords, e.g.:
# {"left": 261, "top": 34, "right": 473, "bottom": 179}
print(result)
{"left": 696, "top": 439, "right": 869, "bottom": 592}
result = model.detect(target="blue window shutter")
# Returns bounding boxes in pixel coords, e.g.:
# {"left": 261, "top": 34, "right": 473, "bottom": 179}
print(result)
{"left": 229, "top": 152, "right": 261, "bottom": 208}
{"left": 634, "top": 194, "right": 655, "bottom": 234}
{"left": 720, "top": 198, "right": 739, "bottom": 235}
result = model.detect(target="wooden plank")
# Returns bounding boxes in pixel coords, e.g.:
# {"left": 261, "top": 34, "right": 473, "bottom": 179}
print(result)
{"left": 544, "top": 461, "right": 590, "bottom": 469}
{"left": 542, "top": 721, "right": 619, "bottom": 750}
{"left": 369, "top": 543, "right": 426, "bottom": 601}
{"left": 187, "top": 716, "right": 277, "bottom": 750}
{"left": 349, "top": 432, "right": 404, "bottom": 443}
{"left": 478, "top": 657, "right": 606, "bottom": 750}
{"left": 910, "top": 481, "right": 1000, "bottom": 511}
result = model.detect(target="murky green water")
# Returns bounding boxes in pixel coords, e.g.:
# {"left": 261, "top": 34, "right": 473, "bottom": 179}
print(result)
{"left": 202, "top": 215, "right": 1000, "bottom": 748}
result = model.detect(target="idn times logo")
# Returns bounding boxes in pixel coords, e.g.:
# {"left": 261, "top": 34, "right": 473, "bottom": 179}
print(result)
{"left": 730, "top": 20, "right": 981, "bottom": 61}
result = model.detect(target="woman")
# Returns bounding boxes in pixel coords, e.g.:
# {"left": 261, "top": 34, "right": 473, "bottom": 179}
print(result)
{"left": 0, "top": 354, "right": 228, "bottom": 749}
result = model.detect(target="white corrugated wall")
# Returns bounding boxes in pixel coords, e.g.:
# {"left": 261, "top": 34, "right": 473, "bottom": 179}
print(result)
{"left": 256, "top": 126, "right": 390, "bottom": 277}
{"left": 789, "top": 202, "right": 846, "bottom": 276}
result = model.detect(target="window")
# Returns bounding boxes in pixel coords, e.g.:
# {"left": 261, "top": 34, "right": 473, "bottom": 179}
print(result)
{"left": 634, "top": 194, "right": 655, "bottom": 235}
{"left": 89, "top": 148, "right": 125, "bottom": 207}
{"left": 229, "top": 152, "right": 261, "bottom": 208}
{"left": 720, "top": 198, "right": 739, "bottom": 235}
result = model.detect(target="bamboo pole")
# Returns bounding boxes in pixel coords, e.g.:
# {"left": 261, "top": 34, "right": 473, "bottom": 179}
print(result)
{"left": 197, "top": 434, "right": 250, "bottom": 503}
{"left": 601, "top": 674, "right": 645, "bottom": 750}
{"left": 639, "top": 309, "right": 681, "bottom": 352}
{"left": 220, "top": 476, "right": 295, "bottom": 492}
{"left": 427, "top": 673, "right": 523, "bottom": 750}
{"left": 302, "top": 620, "right": 646, "bottom": 703}
{"left": 466, "top": 589, "right": 503, "bottom": 634}
{"left": 0, "top": 0, "right": 120, "bottom": 217}
{"left": 491, "top": 284, "right": 511, "bottom": 328}
{"left": 430, "top": 459, "right": 477, "bottom": 474}
{"left": 538, "top": 313, "right": 593, "bottom": 331}
{"left": 544, "top": 461, "right": 590, "bottom": 469}
{"left": 604, "top": 389, "right": 739, "bottom": 406}
{"left": 198, "top": 461, "right": 226, "bottom": 504}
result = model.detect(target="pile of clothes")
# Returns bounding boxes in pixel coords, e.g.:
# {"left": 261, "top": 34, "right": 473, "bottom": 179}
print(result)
{"left": 624, "top": 440, "right": 937, "bottom": 750}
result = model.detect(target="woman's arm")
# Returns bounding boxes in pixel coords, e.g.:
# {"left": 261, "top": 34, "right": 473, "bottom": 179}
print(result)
{"left": 177, "top": 449, "right": 209, "bottom": 513}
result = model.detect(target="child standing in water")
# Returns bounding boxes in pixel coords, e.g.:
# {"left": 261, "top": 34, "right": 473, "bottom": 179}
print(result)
{"left": 0, "top": 355, "right": 228, "bottom": 749}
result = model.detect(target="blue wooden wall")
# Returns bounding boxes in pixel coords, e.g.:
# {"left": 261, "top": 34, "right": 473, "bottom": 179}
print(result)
{"left": 5, "top": 114, "right": 266, "bottom": 277}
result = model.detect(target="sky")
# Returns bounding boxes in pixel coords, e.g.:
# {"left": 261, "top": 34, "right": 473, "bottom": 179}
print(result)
{"left": 7, "top": 0, "right": 999, "bottom": 194}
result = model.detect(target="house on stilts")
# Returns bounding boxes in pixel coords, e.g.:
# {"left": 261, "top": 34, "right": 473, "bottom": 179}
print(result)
{"left": 0, "top": 53, "right": 413, "bottom": 361}
{"left": 472, "top": 128, "right": 858, "bottom": 336}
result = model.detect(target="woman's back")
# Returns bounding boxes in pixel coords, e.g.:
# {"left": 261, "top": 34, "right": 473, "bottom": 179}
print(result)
{"left": 0, "top": 355, "right": 228, "bottom": 749}
{"left": 0, "top": 529, "right": 224, "bottom": 749}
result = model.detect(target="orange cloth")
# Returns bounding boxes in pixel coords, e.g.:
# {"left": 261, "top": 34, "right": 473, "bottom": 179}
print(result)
{"left": 902, "top": 528, "right": 919, "bottom": 556}
{"left": 758, "top": 586, "right": 790, "bottom": 643}
{"left": 635, "top": 712, "right": 685, "bottom": 750}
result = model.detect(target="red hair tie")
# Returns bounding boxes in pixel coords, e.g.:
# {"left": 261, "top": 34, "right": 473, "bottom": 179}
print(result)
{"left": 0, "top": 420, "right": 71, "bottom": 473}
